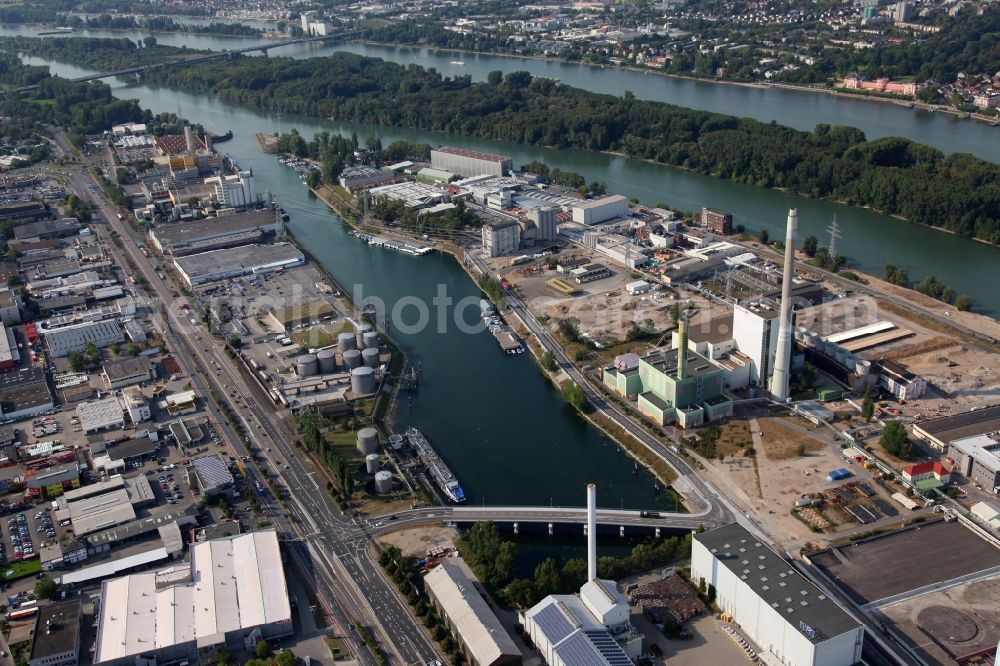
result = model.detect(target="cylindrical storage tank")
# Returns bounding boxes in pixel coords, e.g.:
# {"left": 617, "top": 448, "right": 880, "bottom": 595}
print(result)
{"left": 296, "top": 353, "right": 318, "bottom": 377}
{"left": 343, "top": 348, "right": 362, "bottom": 370}
{"left": 316, "top": 349, "right": 336, "bottom": 374}
{"left": 835, "top": 349, "right": 847, "bottom": 365}
{"left": 362, "top": 331, "right": 380, "bottom": 349}
{"left": 351, "top": 366, "right": 376, "bottom": 395}
{"left": 355, "top": 324, "right": 372, "bottom": 349}
{"left": 356, "top": 427, "right": 379, "bottom": 455}
{"left": 362, "top": 347, "right": 380, "bottom": 368}
{"left": 365, "top": 453, "right": 380, "bottom": 474}
{"left": 337, "top": 332, "right": 357, "bottom": 353}
{"left": 374, "top": 470, "right": 393, "bottom": 494}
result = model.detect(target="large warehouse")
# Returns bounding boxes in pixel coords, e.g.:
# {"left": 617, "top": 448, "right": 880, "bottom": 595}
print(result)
{"left": 912, "top": 404, "right": 1000, "bottom": 450}
{"left": 692, "top": 524, "right": 863, "bottom": 666}
{"left": 430, "top": 146, "right": 512, "bottom": 178}
{"left": 149, "top": 209, "right": 281, "bottom": 255}
{"left": 94, "top": 530, "right": 292, "bottom": 666}
{"left": 173, "top": 244, "right": 305, "bottom": 287}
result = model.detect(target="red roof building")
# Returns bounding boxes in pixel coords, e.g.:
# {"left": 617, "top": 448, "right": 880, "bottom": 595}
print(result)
{"left": 901, "top": 461, "right": 951, "bottom": 489}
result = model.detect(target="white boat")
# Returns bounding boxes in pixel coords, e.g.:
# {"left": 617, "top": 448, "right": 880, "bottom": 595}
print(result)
{"left": 450, "top": 60, "right": 465, "bottom": 65}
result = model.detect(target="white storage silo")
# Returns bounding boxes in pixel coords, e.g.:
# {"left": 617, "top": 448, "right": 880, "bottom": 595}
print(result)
{"left": 355, "top": 323, "right": 372, "bottom": 349}
{"left": 362, "top": 331, "right": 379, "bottom": 349}
{"left": 351, "top": 366, "right": 376, "bottom": 394}
{"left": 316, "top": 348, "right": 336, "bottom": 374}
{"left": 365, "top": 453, "right": 380, "bottom": 474}
{"left": 343, "top": 348, "right": 362, "bottom": 370}
{"left": 296, "top": 353, "right": 319, "bottom": 377}
{"left": 337, "top": 332, "right": 357, "bottom": 353}
{"left": 374, "top": 470, "right": 393, "bottom": 494}
{"left": 356, "top": 427, "right": 379, "bottom": 455}
{"left": 362, "top": 347, "right": 380, "bottom": 368}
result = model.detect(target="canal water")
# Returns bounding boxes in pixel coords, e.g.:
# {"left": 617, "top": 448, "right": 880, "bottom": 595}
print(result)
{"left": 6, "top": 49, "right": 1000, "bottom": 507}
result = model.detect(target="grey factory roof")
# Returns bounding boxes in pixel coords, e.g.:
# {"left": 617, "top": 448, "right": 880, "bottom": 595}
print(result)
{"left": 44, "top": 320, "right": 124, "bottom": 357}
{"left": 26, "top": 462, "right": 78, "bottom": 489}
{"left": 76, "top": 396, "right": 125, "bottom": 432}
{"left": 424, "top": 561, "right": 520, "bottom": 664}
{"left": 190, "top": 454, "right": 234, "bottom": 492}
{"left": 13, "top": 217, "right": 77, "bottom": 240}
{"left": 151, "top": 209, "right": 277, "bottom": 247}
{"left": 107, "top": 437, "right": 157, "bottom": 462}
{"left": 85, "top": 506, "right": 198, "bottom": 549}
{"left": 173, "top": 243, "right": 304, "bottom": 283}
{"left": 0, "top": 367, "right": 51, "bottom": 416}
{"left": 29, "top": 600, "right": 81, "bottom": 664}
{"left": 695, "top": 523, "right": 860, "bottom": 643}
{"left": 63, "top": 488, "right": 137, "bottom": 536}
{"left": 641, "top": 347, "right": 722, "bottom": 379}
{"left": 914, "top": 405, "right": 1000, "bottom": 444}
{"left": 102, "top": 356, "right": 154, "bottom": 383}
{"left": 431, "top": 146, "right": 511, "bottom": 162}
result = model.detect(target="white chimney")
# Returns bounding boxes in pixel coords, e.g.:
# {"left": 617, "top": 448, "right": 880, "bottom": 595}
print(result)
{"left": 587, "top": 483, "right": 597, "bottom": 582}
{"left": 771, "top": 208, "right": 797, "bottom": 401}
{"left": 184, "top": 126, "right": 195, "bottom": 155}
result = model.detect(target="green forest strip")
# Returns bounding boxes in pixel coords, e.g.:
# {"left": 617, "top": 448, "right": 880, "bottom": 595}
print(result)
{"left": 5, "top": 36, "right": 1000, "bottom": 245}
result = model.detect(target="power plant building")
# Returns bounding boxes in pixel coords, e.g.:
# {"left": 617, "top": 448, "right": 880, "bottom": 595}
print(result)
{"left": 431, "top": 146, "right": 512, "bottom": 178}
{"left": 603, "top": 322, "right": 732, "bottom": 428}
{"left": 692, "top": 523, "right": 863, "bottom": 666}
{"left": 733, "top": 302, "right": 782, "bottom": 391}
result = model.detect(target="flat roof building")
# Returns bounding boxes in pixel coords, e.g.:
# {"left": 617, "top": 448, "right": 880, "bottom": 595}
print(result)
{"left": 76, "top": 396, "right": 125, "bottom": 433}
{"left": 94, "top": 530, "right": 292, "bottom": 666}
{"left": 149, "top": 210, "right": 280, "bottom": 255}
{"left": 173, "top": 244, "right": 304, "bottom": 287}
{"left": 266, "top": 300, "right": 335, "bottom": 331}
{"left": 12, "top": 217, "right": 76, "bottom": 241}
{"left": 28, "top": 600, "right": 81, "bottom": 666}
{"left": 44, "top": 320, "right": 124, "bottom": 357}
{"left": 571, "top": 195, "right": 629, "bottom": 226}
{"left": 101, "top": 356, "right": 155, "bottom": 390}
{"left": 424, "top": 560, "right": 521, "bottom": 666}
{"left": 431, "top": 146, "right": 512, "bottom": 178}
{"left": 481, "top": 219, "right": 521, "bottom": 258}
{"left": 0, "top": 367, "right": 53, "bottom": 420}
{"left": 692, "top": 524, "right": 863, "bottom": 666}
{"left": 189, "top": 454, "right": 235, "bottom": 495}
{"left": 948, "top": 433, "right": 1000, "bottom": 492}
{"left": 912, "top": 404, "right": 1000, "bottom": 450}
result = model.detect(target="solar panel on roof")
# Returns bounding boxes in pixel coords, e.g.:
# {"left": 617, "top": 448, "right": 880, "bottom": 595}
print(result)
{"left": 533, "top": 603, "right": 575, "bottom": 644}
{"left": 555, "top": 632, "right": 607, "bottom": 665}
{"left": 584, "top": 630, "right": 632, "bottom": 665}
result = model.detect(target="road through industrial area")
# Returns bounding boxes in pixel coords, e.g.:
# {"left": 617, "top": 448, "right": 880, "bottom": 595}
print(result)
{"left": 53, "top": 133, "right": 441, "bottom": 665}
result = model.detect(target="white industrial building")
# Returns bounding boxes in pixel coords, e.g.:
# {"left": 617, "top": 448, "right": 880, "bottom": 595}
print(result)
{"left": 521, "top": 485, "right": 642, "bottom": 665}
{"left": 571, "top": 195, "right": 629, "bottom": 225}
{"left": 45, "top": 320, "right": 125, "bottom": 357}
{"left": 204, "top": 170, "right": 256, "bottom": 208}
{"left": 94, "top": 530, "right": 292, "bottom": 666}
{"left": 173, "top": 244, "right": 305, "bottom": 287}
{"left": 733, "top": 301, "right": 782, "bottom": 390}
{"left": 692, "top": 524, "right": 863, "bottom": 666}
{"left": 431, "top": 146, "right": 512, "bottom": 178}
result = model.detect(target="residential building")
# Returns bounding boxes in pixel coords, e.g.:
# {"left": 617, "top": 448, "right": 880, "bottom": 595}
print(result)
{"left": 424, "top": 560, "right": 522, "bottom": 666}
{"left": 701, "top": 207, "right": 733, "bottom": 235}
{"left": 841, "top": 74, "right": 918, "bottom": 96}
{"left": 948, "top": 433, "right": 1000, "bottom": 492}
{"left": 431, "top": 147, "right": 512, "bottom": 178}
{"left": 692, "top": 524, "right": 864, "bottom": 666}
{"left": 571, "top": 195, "right": 629, "bottom": 225}
{"left": 28, "top": 600, "right": 81, "bottom": 666}
{"left": 603, "top": 321, "right": 732, "bottom": 427}
{"left": 875, "top": 360, "right": 926, "bottom": 400}
{"left": 94, "top": 530, "right": 293, "bottom": 666}
{"left": 482, "top": 220, "right": 522, "bottom": 257}
{"left": 101, "top": 357, "right": 155, "bottom": 390}
{"left": 900, "top": 461, "right": 951, "bottom": 490}
{"left": 120, "top": 386, "right": 150, "bottom": 424}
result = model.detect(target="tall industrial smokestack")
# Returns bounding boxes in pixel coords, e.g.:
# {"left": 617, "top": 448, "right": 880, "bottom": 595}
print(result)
{"left": 587, "top": 483, "right": 597, "bottom": 582}
{"left": 771, "top": 208, "right": 797, "bottom": 401}
{"left": 184, "top": 126, "right": 195, "bottom": 155}
{"left": 676, "top": 318, "right": 688, "bottom": 380}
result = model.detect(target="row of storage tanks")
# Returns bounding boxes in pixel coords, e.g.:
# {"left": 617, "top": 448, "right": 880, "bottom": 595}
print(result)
{"left": 357, "top": 427, "right": 393, "bottom": 493}
{"left": 294, "top": 326, "right": 381, "bottom": 393}
{"left": 794, "top": 326, "right": 872, "bottom": 376}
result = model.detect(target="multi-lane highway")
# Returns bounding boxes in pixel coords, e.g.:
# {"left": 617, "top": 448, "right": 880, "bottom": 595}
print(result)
{"left": 59, "top": 138, "right": 440, "bottom": 665}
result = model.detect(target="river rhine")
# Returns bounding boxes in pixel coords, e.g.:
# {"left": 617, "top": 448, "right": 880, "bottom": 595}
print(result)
{"left": 5, "top": 43, "right": 1000, "bottom": 509}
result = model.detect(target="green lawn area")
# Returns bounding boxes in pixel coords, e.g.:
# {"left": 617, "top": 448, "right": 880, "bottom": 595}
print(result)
{"left": 2, "top": 558, "right": 41, "bottom": 581}
{"left": 290, "top": 320, "right": 351, "bottom": 349}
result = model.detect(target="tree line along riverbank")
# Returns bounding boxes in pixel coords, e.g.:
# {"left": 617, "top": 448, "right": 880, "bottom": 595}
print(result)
{"left": 4, "top": 35, "right": 1000, "bottom": 247}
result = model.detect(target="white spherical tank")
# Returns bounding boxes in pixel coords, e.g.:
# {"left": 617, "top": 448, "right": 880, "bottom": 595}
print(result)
{"left": 361, "top": 347, "right": 380, "bottom": 368}
{"left": 355, "top": 323, "right": 372, "bottom": 349}
{"left": 343, "top": 348, "right": 362, "bottom": 370}
{"left": 365, "top": 453, "right": 380, "bottom": 474}
{"left": 337, "top": 332, "right": 357, "bottom": 353}
{"left": 295, "top": 353, "right": 319, "bottom": 377}
{"left": 351, "top": 366, "right": 376, "bottom": 394}
{"left": 316, "top": 348, "right": 336, "bottom": 374}
{"left": 356, "top": 427, "right": 380, "bottom": 455}
{"left": 374, "top": 470, "right": 394, "bottom": 494}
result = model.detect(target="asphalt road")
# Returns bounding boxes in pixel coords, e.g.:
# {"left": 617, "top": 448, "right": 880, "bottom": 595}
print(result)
{"left": 57, "top": 136, "right": 440, "bottom": 666}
